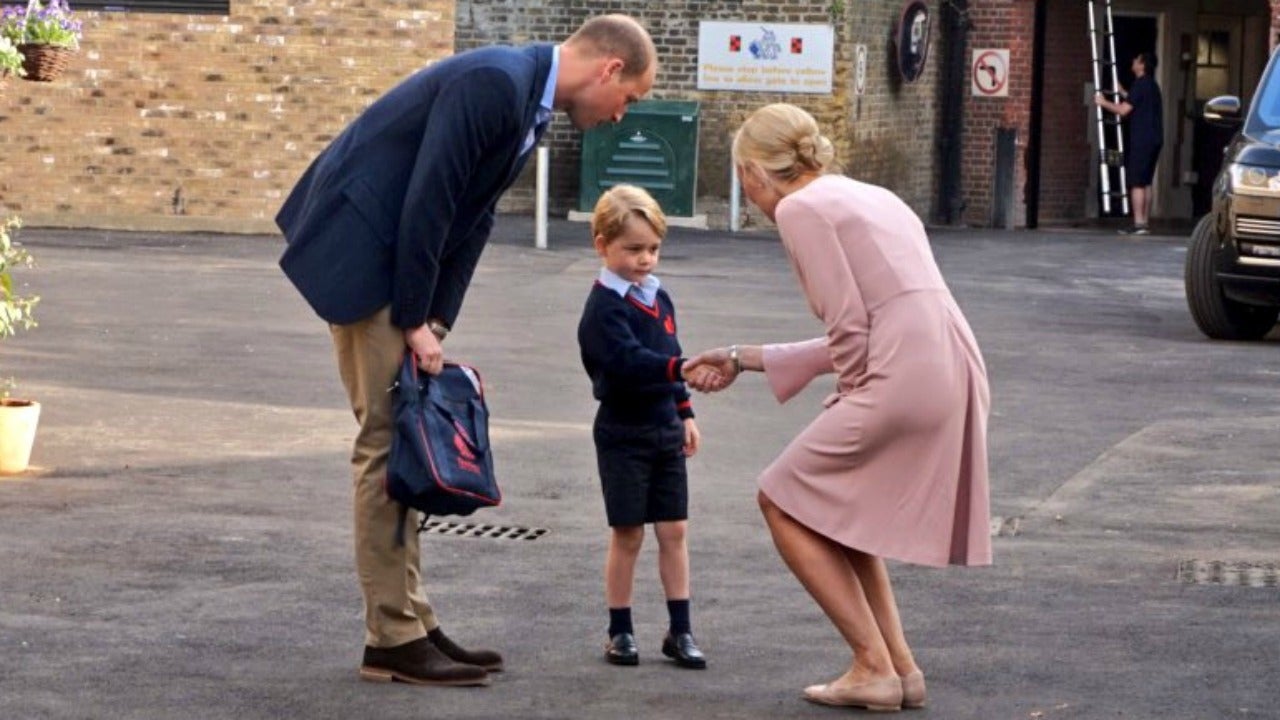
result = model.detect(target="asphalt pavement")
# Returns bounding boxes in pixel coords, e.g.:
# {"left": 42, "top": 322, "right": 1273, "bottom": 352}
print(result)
{"left": 1, "top": 215, "right": 1278, "bottom": 719}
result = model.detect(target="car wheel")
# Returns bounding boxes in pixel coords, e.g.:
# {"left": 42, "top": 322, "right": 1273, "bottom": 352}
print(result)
{"left": 1184, "top": 215, "right": 1280, "bottom": 340}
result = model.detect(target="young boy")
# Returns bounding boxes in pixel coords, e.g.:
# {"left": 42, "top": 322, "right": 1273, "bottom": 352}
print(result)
{"left": 577, "top": 184, "right": 707, "bottom": 670}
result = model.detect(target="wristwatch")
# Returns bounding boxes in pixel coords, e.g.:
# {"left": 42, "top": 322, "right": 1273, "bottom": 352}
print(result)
{"left": 427, "top": 319, "right": 450, "bottom": 340}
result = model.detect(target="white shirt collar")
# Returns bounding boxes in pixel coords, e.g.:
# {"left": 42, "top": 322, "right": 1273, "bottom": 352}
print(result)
{"left": 539, "top": 46, "right": 559, "bottom": 121}
{"left": 598, "top": 267, "right": 661, "bottom": 306}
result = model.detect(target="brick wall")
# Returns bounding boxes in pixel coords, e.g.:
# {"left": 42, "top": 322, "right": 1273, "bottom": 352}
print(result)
{"left": 0, "top": 0, "right": 456, "bottom": 233}
{"left": 1038, "top": 0, "right": 1090, "bottom": 224}
{"left": 0, "top": 1, "right": 1002, "bottom": 232}
{"left": 960, "top": 0, "right": 1035, "bottom": 227}
{"left": 455, "top": 0, "right": 946, "bottom": 228}
{"left": 1273, "top": 0, "right": 1280, "bottom": 47}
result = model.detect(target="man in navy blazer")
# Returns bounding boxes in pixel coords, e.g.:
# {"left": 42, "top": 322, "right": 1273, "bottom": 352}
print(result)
{"left": 276, "top": 14, "right": 656, "bottom": 687}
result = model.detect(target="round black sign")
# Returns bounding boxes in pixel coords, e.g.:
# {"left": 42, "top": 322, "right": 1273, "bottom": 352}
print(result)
{"left": 894, "top": 0, "right": 931, "bottom": 83}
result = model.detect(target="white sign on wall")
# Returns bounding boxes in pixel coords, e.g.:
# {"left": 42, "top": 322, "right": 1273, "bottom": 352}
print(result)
{"left": 697, "top": 21, "right": 834, "bottom": 94}
{"left": 971, "top": 48, "right": 1010, "bottom": 97}
{"left": 854, "top": 43, "right": 868, "bottom": 96}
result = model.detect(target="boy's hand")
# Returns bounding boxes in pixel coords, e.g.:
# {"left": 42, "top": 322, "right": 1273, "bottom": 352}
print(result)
{"left": 682, "top": 418, "right": 701, "bottom": 457}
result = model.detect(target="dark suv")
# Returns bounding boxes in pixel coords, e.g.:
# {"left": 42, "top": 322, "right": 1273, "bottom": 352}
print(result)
{"left": 1185, "top": 50, "right": 1280, "bottom": 340}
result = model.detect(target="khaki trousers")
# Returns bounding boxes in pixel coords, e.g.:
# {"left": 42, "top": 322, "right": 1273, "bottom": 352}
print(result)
{"left": 330, "top": 305, "right": 439, "bottom": 648}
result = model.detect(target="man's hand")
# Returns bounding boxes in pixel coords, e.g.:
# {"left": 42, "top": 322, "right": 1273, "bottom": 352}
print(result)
{"left": 405, "top": 324, "right": 444, "bottom": 375}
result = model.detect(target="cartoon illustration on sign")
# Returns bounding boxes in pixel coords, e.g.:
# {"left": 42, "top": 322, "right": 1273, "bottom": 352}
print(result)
{"left": 749, "top": 28, "right": 781, "bottom": 60}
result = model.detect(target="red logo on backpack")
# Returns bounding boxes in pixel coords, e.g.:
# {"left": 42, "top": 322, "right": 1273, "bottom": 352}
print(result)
{"left": 453, "top": 431, "right": 481, "bottom": 474}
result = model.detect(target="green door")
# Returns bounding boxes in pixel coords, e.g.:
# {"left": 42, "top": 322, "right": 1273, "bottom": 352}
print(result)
{"left": 579, "top": 100, "right": 700, "bottom": 217}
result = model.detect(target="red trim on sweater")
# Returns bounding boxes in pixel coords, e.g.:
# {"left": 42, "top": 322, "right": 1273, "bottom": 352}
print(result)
{"left": 627, "top": 294, "right": 661, "bottom": 318}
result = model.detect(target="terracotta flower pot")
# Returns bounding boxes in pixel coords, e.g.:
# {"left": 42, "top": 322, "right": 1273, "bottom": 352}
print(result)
{"left": 0, "top": 399, "right": 40, "bottom": 475}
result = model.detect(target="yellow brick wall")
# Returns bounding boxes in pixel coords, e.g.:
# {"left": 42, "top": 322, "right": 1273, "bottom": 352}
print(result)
{"left": 0, "top": 0, "right": 455, "bottom": 233}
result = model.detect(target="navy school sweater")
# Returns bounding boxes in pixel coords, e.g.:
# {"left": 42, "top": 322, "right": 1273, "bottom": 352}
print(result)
{"left": 577, "top": 282, "right": 694, "bottom": 426}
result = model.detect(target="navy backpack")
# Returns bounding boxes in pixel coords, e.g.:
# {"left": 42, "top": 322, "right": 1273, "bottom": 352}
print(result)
{"left": 387, "top": 353, "right": 501, "bottom": 544}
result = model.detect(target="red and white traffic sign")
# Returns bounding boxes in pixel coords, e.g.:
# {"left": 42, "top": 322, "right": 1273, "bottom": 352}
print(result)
{"left": 971, "top": 48, "right": 1009, "bottom": 97}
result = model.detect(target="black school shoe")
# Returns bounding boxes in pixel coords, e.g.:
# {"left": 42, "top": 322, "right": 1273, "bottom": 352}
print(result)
{"left": 661, "top": 632, "right": 707, "bottom": 669}
{"left": 605, "top": 632, "right": 639, "bottom": 666}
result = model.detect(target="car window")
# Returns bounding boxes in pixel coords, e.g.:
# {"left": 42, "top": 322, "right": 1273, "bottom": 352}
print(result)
{"left": 1247, "top": 54, "right": 1280, "bottom": 133}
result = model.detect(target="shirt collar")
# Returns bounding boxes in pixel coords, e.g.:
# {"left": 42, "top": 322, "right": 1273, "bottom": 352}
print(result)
{"left": 539, "top": 46, "right": 559, "bottom": 121}
{"left": 598, "top": 267, "right": 661, "bottom": 306}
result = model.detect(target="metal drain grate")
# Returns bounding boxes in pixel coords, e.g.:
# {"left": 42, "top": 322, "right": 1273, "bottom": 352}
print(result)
{"left": 419, "top": 520, "right": 548, "bottom": 541}
{"left": 1177, "top": 560, "right": 1280, "bottom": 587}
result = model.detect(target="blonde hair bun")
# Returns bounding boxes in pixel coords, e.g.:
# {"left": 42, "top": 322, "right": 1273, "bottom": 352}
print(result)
{"left": 732, "top": 103, "right": 836, "bottom": 183}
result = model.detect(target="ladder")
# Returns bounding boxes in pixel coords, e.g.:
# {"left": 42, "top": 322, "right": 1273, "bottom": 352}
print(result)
{"left": 1088, "top": 0, "right": 1129, "bottom": 215}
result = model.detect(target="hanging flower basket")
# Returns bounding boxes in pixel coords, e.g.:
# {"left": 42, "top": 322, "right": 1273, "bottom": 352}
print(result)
{"left": 0, "top": 0, "right": 79, "bottom": 82}
{"left": 16, "top": 41, "right": 69, "bottom": 81}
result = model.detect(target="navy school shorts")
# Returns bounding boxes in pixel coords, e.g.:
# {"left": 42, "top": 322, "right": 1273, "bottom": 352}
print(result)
{"left": 593, "top": 418, "right": 688, "bottom": 527}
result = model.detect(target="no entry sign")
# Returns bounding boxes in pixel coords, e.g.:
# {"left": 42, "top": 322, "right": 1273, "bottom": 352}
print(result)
{"left": 971, "top": 48, "right": 1009, "bottom": 97}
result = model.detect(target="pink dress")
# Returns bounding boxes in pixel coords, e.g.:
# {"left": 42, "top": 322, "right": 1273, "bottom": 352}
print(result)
{"left": 758, "top": 175, "right": 991, "bottom": 567}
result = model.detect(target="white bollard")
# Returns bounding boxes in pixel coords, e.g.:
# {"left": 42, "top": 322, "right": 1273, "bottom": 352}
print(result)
{"left": 535, "top": 146, "right": 549, "bottom": 250}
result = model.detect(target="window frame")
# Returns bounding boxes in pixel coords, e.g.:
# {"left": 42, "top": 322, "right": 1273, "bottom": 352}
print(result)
{"left": 72, "top": 0, "right": 229, "bottom": 15}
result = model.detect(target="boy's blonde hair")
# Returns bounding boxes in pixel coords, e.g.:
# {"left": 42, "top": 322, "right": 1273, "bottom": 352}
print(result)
{"left": 590, "top": 184, "right": 667, "bottom": 242}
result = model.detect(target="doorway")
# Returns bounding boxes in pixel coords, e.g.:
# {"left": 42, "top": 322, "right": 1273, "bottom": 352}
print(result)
{"left": 1099, "top": 15, "right": 1159, "bottom": 217}
{"left": 1190, "top": 9, "right": 1271, "bottom": 217}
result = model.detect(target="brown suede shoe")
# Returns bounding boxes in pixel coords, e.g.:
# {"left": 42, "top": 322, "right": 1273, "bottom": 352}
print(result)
{"left": 359, "top": 636, "right": 490, "bottom": 686}
{"left": 428, "top": 627, "right": 504, "bottom": 671}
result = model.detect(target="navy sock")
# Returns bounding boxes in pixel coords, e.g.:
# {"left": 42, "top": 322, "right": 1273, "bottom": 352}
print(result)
{"left": 608, "top": 607, "right": 633, "bottom": 637}
{"left": 666, "top": 598, "right": 691, "bottom": 635}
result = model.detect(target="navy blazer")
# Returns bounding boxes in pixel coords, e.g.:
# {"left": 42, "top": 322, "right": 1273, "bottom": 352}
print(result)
{"left": 277, "top": 44, "right": 554, "bottom": 327}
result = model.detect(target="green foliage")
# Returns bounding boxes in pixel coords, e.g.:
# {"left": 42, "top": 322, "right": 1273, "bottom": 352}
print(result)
{"left": 0, "top": 215, "right": 39, "bottom": 400}
{"left": 0, "top": 216, "right": 39, "bottom": 339}
{"left": 828, "top": 0, "right": 846, "bottom": 23}
{"left": 0, "top": 0, "right": 82, "bottom": 49}
{"left": 0, "top": 35, "right": 23, "bottom": 75}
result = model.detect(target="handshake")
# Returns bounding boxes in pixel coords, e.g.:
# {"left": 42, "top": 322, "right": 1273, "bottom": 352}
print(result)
{"left": 681, "top": 345, "right": 754, "bottom": 393}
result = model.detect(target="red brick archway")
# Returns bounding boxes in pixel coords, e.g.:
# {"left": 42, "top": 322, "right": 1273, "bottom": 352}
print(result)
{"left": 1273, "top": 0, "right": 1280, "bottom": 47}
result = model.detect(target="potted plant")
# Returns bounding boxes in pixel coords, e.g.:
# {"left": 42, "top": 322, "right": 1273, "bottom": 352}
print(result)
{"left": 0, "top": 34, "right": 24, "bottom": 89}
{"left": 0, "top": 215, "right": 41, "bottom": 475}
{"left": 0, "top": 0, "right": 80, "bottom": 82}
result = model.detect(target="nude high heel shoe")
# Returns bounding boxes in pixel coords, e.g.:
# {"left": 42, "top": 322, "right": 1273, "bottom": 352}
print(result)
{"left": 900, "top": 671, "right": 927, "bottom": 709}
{"left": 802, "top": 675, "right": 903, "bottom": 712}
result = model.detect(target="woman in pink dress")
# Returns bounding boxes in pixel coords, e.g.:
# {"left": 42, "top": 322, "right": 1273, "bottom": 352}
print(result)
{"left": 685, "top": 103, "right": 991, "bottom": 712}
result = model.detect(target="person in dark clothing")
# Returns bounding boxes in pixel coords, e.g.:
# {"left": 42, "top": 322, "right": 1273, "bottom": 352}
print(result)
{"left": 1096, "top": 51, "right": 1164, "bottom": 235}
{"left": 577, "top": 184, "right": 709, "bottom": 671}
